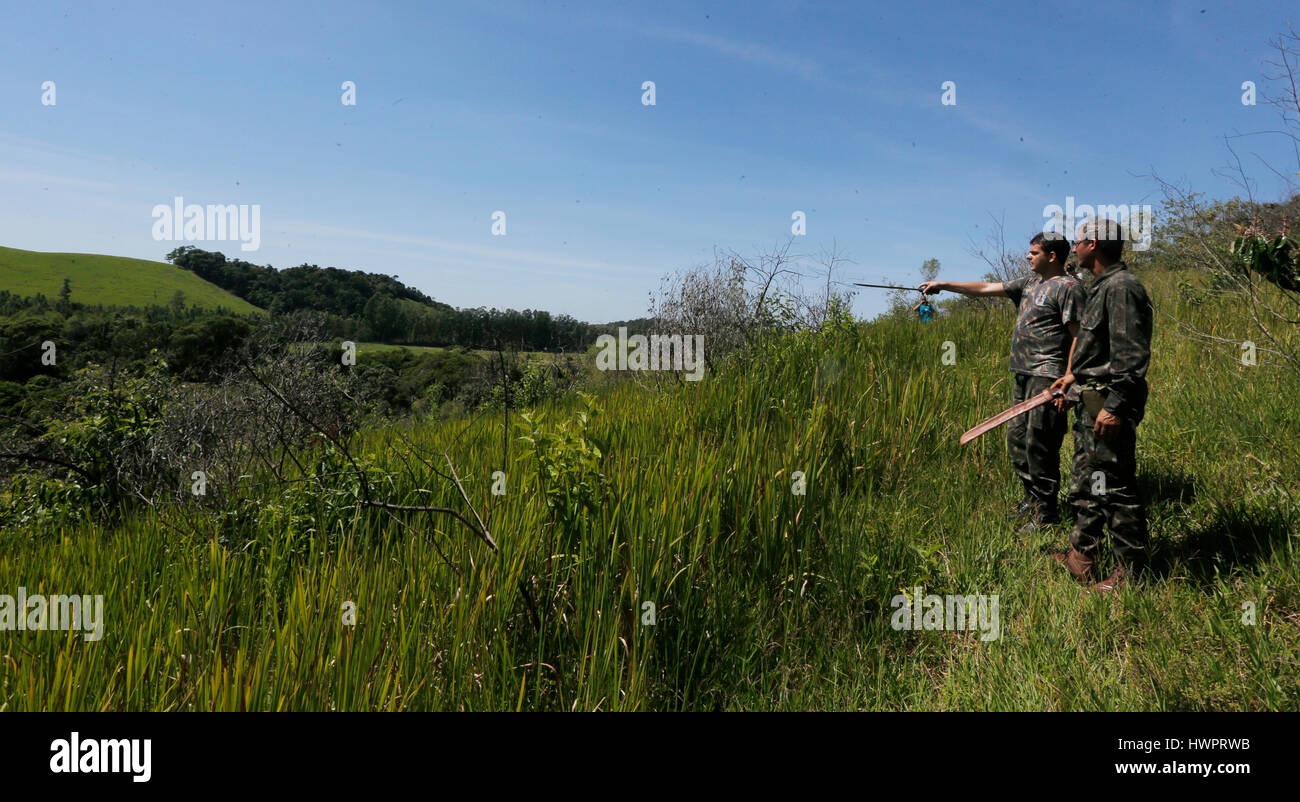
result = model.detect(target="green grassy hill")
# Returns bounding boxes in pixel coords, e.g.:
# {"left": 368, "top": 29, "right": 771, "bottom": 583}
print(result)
{"left": 0, "top": 246, "right": 264, "bottom": 314}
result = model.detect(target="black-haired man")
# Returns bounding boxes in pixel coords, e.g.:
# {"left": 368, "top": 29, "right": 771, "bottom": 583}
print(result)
{"left": 921, "top": 232, "right": 1085, "bottom": 530}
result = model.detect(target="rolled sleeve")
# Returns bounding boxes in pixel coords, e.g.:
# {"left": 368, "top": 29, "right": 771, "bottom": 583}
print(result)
{"left": 1003, "top": 275, "right": 1029, "bottom": 306}
{"left": 1061, "top": 282, "right": 1086, "bottom": 325}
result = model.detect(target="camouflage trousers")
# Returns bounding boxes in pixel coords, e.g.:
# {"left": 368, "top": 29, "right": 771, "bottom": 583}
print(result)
{"left": 1067, "top": 401, "right": 1149, "bottom": 570}
{"left": 1007, "top": 373, "right": 1067, "bottom": 513}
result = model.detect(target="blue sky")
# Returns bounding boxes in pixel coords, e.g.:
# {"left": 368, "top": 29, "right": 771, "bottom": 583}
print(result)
{"left": 2, "top": 0, "right": 1297, "bottom": 321}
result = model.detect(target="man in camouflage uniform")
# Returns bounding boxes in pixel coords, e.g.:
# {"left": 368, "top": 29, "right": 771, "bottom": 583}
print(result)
{"left": 1049, "top": 218, "right": 1153, "bottom": 593}
{"left": 920, "top": 233, "right": 1085, "bottom": 530}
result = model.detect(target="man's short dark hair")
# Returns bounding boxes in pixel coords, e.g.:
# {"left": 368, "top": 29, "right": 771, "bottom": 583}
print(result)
{"left": 1031, "top": 232, "right": 1071, "bottom": 264}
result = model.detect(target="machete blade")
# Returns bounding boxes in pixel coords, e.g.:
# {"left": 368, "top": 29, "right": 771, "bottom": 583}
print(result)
{"left": 960, "top": 389, "right": 1060, "bottom": 445}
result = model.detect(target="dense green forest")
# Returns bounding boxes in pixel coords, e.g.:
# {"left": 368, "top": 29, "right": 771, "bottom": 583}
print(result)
{"left": 165, "top": 246, "right": 650, "bottom": 351}
{"left": 0, "top": 292, "right": 559, "bottom": 422}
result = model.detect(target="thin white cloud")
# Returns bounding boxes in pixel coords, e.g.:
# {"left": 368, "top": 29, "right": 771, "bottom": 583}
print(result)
{"left": 627, "top": 22, "right": 821, "bottom": 81}
{"left": 335, "top": 246, "right": 654, "bottom": 286}
{"left": 274, "top": 220, "right": 661, "bottom": 278}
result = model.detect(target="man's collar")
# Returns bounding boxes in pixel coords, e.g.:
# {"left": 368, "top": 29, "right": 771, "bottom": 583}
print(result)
{"left": 1090, "top": 260, "right": 1127, "bottom": 285}
{"left": 1031, "top": 268, "right": 1069, "bottom": 283}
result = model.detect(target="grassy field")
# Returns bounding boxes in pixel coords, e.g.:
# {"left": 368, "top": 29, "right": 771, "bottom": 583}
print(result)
{"left": 0, "top": 245, "right": 264, "bottom": 314}
{"left": 1, "top": 264, "right": 1296, "bottom": 711}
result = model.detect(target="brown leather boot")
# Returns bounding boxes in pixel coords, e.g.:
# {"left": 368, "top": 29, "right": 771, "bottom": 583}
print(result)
{"left": 1088, "top": 568, "right": 1127, "bottom": 595}
{"left": 1051, "top": 549, "right": 1095, "bottom": 584}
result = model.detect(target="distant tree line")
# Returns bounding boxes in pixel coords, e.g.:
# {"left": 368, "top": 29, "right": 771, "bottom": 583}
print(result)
{"left": 165, "top": 246, "right": 650, "bottom": 351}
{"left": 165, "top": 245, "right": 444, "bottom": 315}
{"left": 0, "top": 292, "right": 486, "bottom": 421}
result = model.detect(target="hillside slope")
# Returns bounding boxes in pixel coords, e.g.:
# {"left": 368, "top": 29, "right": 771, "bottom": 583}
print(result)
{"left": 0, "top": 246, "right": 264, "bottom": 314}
{"left": 1, "top": 260, "right": 1296, "bottom": 711}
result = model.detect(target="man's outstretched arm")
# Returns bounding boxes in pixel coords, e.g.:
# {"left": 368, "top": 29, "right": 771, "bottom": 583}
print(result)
{"left": 918, "top": 280, "right": 1007, "bottom": 297}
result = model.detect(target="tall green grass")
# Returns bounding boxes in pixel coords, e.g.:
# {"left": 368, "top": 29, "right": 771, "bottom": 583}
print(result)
{"left": 1, "top": 267, "right": 1296, "bottom": 710}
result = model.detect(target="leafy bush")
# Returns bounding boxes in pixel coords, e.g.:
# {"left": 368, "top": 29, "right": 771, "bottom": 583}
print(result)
{"left": 517, "top": 394, "right": 609, "bottom": 534}
{"left": 1231, "top": 231, "right": 1299, "bottom": 291}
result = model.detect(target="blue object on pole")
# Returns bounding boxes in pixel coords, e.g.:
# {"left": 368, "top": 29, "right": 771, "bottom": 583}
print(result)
{"left": 917, "top": 301, "right": 934, "bottom": 322}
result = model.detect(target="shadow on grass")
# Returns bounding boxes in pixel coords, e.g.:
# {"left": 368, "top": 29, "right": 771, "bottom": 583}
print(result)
{"left": 1035, "top": 473, "right": 1290, "bottom": 587}
{"left": 1149, "top": 500, "right": 1295, "bottom": 584}
{"left": 1032, "top": 468, "right": 1200, "bottom": 556}
{"left": 1139, "top": 467, "right": 1198, "bottom": 507}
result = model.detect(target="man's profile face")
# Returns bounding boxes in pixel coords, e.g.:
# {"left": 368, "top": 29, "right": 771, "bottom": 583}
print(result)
{"left": 1027, "top": 243, "right": 1053, "bottom": 274}
{"left": 1074, "top": 235, "right": 1096, "bottom": 272}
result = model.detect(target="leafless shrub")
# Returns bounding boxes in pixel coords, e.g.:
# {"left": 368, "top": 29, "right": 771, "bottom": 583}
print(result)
{"left": 149, "top": 315, "right": 367, "bottom": 505}
{"left": 651, "top": 253, "right": 751, "bottom": 371}
{"left": 651, "top": 239, "right": 857, "bottom": 369}
{"left": 968, "top": 213, "right": 1038, "bottom": 286}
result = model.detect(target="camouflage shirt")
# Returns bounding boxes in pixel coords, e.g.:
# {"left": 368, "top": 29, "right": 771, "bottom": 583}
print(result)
{"left": 1071, "top": 261, "right": 1153, "bottom": 422}
{"left": 1002, "top": 273, "right": 1086, "bottom": 378}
